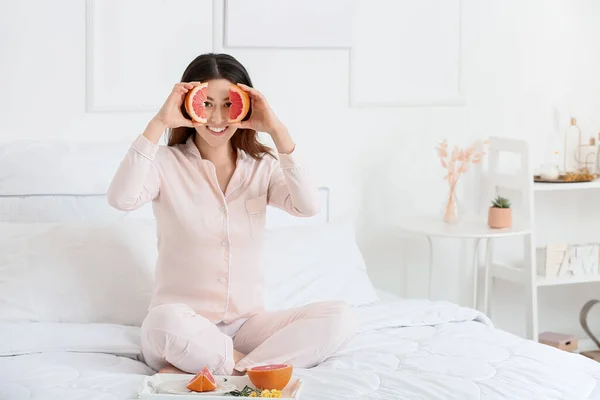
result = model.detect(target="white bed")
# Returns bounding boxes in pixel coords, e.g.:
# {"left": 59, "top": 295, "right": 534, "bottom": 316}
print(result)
{"left": 2, "top": 141, "right": 600, "bottom": 399}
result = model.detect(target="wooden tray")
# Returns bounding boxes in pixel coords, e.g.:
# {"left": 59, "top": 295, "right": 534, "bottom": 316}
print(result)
{"left": 534, "top": 175, "right": 596, "bottom": 183}
{"left": 138, "top": 373, "right": 304, "bottom": 399}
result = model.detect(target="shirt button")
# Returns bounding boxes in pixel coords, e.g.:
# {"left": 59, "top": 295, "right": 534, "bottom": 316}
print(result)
{"left": 221, "top": 241, "right": 228, "bottom": 247}
{"left": 219, "top": 277, "right": 226, "bottom": 283}
{"left": 220, "top": 206, "right": 226, "bottom": 212}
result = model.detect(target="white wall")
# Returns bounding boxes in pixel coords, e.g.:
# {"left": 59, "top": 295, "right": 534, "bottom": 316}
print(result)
{"left": 2, "top": 0, "right": 600, "bottom": 341}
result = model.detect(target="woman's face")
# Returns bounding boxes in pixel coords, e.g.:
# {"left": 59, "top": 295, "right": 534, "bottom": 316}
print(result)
{"left": 194, "top": 78, "right": 238, "bottom": 148}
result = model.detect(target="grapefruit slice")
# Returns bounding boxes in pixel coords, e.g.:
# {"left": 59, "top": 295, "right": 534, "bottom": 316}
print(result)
{"left": 247, "top": 364, "right": 293, "bottom": 390}
{"left": 227, "top": 84, "right": 250, "bottom": 124}
{"left": 186, "top": 366, "right": 217, "bottom": 392}
{"left": 185, "top": 82, "right": 209, "bottom": 124}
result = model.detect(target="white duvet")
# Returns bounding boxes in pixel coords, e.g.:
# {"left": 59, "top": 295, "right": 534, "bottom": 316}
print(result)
{"left": 2, "top": 299, "right": 600, "bottom": 400}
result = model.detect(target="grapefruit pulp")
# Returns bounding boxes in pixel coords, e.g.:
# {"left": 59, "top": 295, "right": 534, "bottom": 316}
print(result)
{"left": 184, "top": 82, "right": 250, "bottom": 124}
{"left": 186, "top": 366, "right": 217, "bottom": 392}
{"left": 184, "top": 82, "right": 209, "bottom": 124}
{"left": 227, "top": 83, "right": 250, "bottom": 124}
{"left": 247, "top": 364, "right": 293, "bottom": 390}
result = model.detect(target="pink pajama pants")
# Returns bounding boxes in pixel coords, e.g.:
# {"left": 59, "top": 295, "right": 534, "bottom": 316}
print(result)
{"left": 140, "top": 301, "right": 356, "bottom": 375}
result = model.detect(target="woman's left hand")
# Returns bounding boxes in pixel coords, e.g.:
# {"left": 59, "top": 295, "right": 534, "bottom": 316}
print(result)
{"left": 231, "top": 84, "right": 286, "bottom": 137}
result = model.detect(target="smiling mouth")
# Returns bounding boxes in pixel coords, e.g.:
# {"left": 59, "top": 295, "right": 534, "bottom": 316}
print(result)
{"left": 206, "top": 126, "right": 228, "bottom": 136}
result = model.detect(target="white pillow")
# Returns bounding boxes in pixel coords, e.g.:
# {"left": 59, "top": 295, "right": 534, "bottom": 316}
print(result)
{"left": 262, "top": 221, "right": 379, "bottom": 311}
{"left": 0, "top": 140, "right": 130, "bottom": 196}
{"left": 0, "top": 220, "right": 158, "bottom": 326}
{"left": 0, "top": 322, "right": 142, "bottom": 357}
{"left": 0, "top": 219, "right": 377, "bottom": 326}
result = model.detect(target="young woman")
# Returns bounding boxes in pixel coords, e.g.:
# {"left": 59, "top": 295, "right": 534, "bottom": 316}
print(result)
{"left": 107, "top": 53, "right": 356, "bottom": 376}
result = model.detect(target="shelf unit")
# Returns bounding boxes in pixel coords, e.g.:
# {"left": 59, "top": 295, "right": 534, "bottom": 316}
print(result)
{"left": 531, "top": 179, "right": 600, "bottom": 346}
{"left": 483, "top": 138, "right": 600, "bottom": 344}
{"left": 533, "top": 179, "right": 600, "bottom": 287}
{"left": 534, "top": 180, "right": 600, "bottom": 192}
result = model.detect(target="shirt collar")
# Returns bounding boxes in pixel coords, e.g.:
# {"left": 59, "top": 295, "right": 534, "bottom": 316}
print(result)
{"left": 184, "top": 134, "right": 249, "bottom": 162}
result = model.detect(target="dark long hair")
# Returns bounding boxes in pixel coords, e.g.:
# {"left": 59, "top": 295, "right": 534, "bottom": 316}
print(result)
{"left": 168, "top": 53, "right": 274, "bottom": 160}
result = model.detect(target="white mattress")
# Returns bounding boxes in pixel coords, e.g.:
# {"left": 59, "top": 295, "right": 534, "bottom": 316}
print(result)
{"left": 3, "top": 298, "right": 600, "bottom": 399}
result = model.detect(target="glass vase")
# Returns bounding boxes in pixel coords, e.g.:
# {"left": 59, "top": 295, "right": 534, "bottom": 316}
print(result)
{"left": 442, "top": 188, "right": 460, "bottom": 224}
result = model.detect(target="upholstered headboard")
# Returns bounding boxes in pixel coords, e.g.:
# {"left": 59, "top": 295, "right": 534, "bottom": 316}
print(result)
{"left": 0, "top": 139, "right": 330, "bottom": 225}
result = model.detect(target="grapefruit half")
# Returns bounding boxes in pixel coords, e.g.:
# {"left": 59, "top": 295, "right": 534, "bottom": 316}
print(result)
{"left": 186, "top": 366, "right": 217, "bottom": 392}
{"left": 227, "top": 84, "right": 251, "bottom": 124}
{"left": 184, "top": 82, "right": 209, "bottom": 124}
{"left": 247, "top": 364, "right": 293, "bottom": 390}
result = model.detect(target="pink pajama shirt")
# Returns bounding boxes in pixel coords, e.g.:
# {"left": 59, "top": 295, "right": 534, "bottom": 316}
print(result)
{"left": 107, "top": 134, "right": 355, "bottom": 374}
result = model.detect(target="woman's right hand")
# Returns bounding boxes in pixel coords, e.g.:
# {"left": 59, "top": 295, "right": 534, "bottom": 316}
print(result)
{"left": 154, "top": 82, "right": 203, "bottom": 129}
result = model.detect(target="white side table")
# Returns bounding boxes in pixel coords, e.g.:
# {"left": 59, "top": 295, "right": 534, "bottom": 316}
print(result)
{"left": 398, "top": 214, "right": 531, "bottom": 312}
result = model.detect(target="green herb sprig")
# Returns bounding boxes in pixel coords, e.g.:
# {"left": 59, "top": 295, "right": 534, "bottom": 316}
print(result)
{"left": 227, "top": 385, "right": 256, "bottom": 396}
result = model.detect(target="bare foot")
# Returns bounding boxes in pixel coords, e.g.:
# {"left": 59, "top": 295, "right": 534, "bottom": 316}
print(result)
{"left": 233, "top": 349, "right": 248, "bottom": 376}
{"left": 158, "top": 364, "right": 186, "bottom": 374}
{"left": 233, "top": 349, "right": 246, "bottom": 364}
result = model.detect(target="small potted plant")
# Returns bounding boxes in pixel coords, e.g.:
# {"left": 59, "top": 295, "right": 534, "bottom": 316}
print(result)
{"left": 488, "top": 196, "right": 512, "bottom": 229}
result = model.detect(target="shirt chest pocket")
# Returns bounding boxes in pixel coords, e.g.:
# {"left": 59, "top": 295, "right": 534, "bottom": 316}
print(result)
{"left": 245, "top": 194, "right": 267, "bottom": 239}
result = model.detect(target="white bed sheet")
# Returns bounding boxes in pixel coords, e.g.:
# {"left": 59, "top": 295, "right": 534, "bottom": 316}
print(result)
{"left": 0, "top": 352, "right": 153, "bottom": 400}
{"left": 3, "top": 298, "right": 600, "bottom": 399}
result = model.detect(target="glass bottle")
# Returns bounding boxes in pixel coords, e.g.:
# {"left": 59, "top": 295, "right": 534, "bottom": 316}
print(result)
{"left": 564, "top": 117, "right": 582, "bottom": 172}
